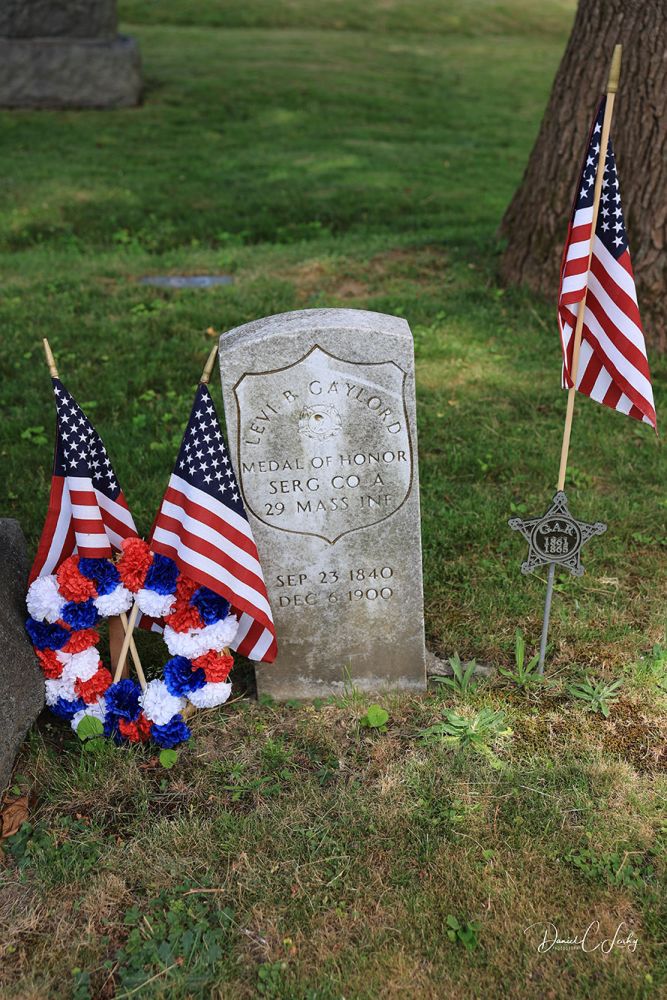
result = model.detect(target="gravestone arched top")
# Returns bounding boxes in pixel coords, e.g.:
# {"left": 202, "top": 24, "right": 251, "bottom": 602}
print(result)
{"left": 221, "top": 307, "right": 412, "bottom": 349}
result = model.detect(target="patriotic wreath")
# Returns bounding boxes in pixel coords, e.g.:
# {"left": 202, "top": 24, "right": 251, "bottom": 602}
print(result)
{"left": 25, "top": 538, "right": 237, "bottom": 748}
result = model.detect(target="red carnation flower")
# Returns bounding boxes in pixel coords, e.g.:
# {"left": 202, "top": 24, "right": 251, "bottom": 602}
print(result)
{"left": 176, "top": 575, "right": 198, "bottom": 602}
{"left": 56, "top": 556, "right": 98, "bottom": 602}
{"left": 117, "top": 718, "right": 141, "bottom": 742}
{"left": 165, "top": 602, "right": 204, "bottom": 633}
{"left": 117, "top": 537, "right": 152, "bottom": 592}
{"left": 138, "top": 712, "right": 152, "bottom": 739}
{"left": 118, "top": 711, "right": 152, "bottom": 743}
{"left": 192, "top": 650, "right": 234, "bottom": 683}
{"left": 62, "top": 628, "right": 100, "bottom": 654}
{"left": 36, "top": 647, "right": 64, "bottom": 679}
{"left": 75, "top": 665, "right": 112, "bottom": 703}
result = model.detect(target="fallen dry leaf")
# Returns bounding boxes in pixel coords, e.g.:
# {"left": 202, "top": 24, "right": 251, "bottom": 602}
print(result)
{"left": 138, "top": 757, "right": 160, "bottom": 770}
{"left": 1, "top": 794, "right": 29, "bottom": 839}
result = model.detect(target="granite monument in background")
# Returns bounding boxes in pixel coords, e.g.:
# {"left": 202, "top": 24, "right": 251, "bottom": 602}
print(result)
{"left": 219, "top": 309, "right": 427, "bottom": 700}
{"left": 0, "top": 1, "right": 142, "bottom": 108}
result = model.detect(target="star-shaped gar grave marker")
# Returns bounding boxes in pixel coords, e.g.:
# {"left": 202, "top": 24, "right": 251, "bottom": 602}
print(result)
{"left": 508, "top": 491, "right": 607, "bottom": 577}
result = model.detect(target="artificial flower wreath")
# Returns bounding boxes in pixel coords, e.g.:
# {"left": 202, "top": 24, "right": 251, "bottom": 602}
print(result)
{"left": 25, "top": 538, "right": 237, "bottom": 748}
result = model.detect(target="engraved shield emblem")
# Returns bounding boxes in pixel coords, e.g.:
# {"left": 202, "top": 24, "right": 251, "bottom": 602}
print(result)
{"left": 233, "top": 346, "right": 414, "bottom": 544}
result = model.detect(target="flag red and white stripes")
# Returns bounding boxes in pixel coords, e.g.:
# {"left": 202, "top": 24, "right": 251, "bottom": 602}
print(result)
{"left": 558, "top": 98, "right": 657, "bottom": 430}
{"left": 29, "top": 379, "right": 137, "bottom": 583}
{"left": 150, "top": 384, "right": 277, "bottom": 663}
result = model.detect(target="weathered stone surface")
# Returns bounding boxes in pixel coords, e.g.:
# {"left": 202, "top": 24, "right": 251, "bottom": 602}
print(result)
{"left": 0, "top": 35, "right": 142, "bottom": 109}
{"left": 0, "top": 520, "right": 44, "bottom": 795}
{"left": 0, "top": 1, "right": 117, "bottom": 40}
{"left": 219, "top": 308, "right": 427, "bottom": 700}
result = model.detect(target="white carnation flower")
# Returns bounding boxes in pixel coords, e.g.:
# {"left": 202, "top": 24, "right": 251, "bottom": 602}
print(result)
{"left": 139, "top": 679, "right": 186, "bottom": 726}
{"left": 26, "top": 575, "right": 64, "bottom": 623}
{"left": 187, "top": 681, "right": 232, "bottom": 709}
{"left": 58, "top": 647, "right": 101, "bottom": 684}
{"left": 136, "top": 588, "right": 176, "bottom": 619}
{"left": 163, "top": 616, "right": 239, "bottom": 659}
{"left": 94, "top": 585, "right": 133, "bottom": 617}
{"left": 45, "top": 674, "right": 77, "bottom": 705}
{"left": 71, "top": 698, "right": 107, "bottom": 733}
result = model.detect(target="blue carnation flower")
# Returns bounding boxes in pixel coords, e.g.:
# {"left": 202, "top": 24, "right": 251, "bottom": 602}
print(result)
{"left": 25, "top": 617, "right": 69, "bottom": 651}
{"left": 144, "top": 554, "right": 179, "bottom": 596}
{"left": 104, "top": 678, "right": 142, "bottom": 722}
{"left": 61, "top": 598, "right": 99, "bottom": 630}
{"left": 102, "top": 713, "right": 124, "bottom": 744}
{"left": 78, "top": 558, "right": 121, "bottom": 596}
{"left": 150, "top": 715, "right": 190, "bottom": 748}
{"left": 192, "top": 586, "right": 230, "bottom": 625}
{"left": 164, "top": 655, "right": 206, "bottom": 697}
{"left": 50, "top": 696, "right": 85, "bottom": 720}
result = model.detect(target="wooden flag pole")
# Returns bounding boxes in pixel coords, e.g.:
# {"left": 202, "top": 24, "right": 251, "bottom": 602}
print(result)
{"left": 43, "top": 338, "right": 59, "bottom": 378}
{"left": 557, "top": 44, "right": 622, "bottom": 492}
{"left": 113, "top": 600, "right": 140, "bottom": 683}
{"left": 108, "top": 615, "right": 128, "bottom": 677}
{"left": 41, "top": 340, "right": 146, "bottom": 688}
{"left": 120, "top": 610, "right": 147, "bottom": 689}
{"left": 191, "top": 341, "right": 233, "bottom": 704}
{"left": 538, "top": 45, "right": 622, "bottom": 673}
{"left": 199, "top": 344, "right": 219, "bottom": 384}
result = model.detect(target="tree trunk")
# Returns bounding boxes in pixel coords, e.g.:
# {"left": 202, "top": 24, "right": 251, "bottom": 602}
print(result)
{"left": 500, "top": 0, "right": 667, "bottom": 353}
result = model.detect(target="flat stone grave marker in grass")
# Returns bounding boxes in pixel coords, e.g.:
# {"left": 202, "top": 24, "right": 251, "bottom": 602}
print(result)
{"left": 218, "top": 308, "right": 427, "bottom": 700}
{"left": 139, "top": 275, "right": 234, "bottom": 289}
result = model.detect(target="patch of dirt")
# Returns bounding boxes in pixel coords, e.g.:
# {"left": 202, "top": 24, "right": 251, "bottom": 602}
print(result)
{"left": 598, "top": 701, "right": 667, "bottom": 773}
{"left": 286, "top": 244, "right": 447, "bottom": 303}
{"left": 508, "top": 698, "right": 667, "bottom": 773}
{"left": 507, "top": 712, "right": 577, "bottom": 758}
{"left": 334, "top": 278, "right": 369, "bottom": 298}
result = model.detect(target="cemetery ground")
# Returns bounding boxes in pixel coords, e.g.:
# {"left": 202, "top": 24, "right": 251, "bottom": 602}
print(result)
{"left": 0, "top": 1, "right": 665, "bottom": 997}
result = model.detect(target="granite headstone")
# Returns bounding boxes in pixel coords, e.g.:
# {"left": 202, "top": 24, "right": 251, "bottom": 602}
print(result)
{"left": 219, "top": 308, "right": 427, "bottom": 700}
{"left": 0, "top": 520, "right": 44, "bottom": 794}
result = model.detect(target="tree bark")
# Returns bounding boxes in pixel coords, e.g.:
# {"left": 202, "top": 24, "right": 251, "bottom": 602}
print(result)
{"left": 500, "top": 0, "right": 667, "bottom": 353}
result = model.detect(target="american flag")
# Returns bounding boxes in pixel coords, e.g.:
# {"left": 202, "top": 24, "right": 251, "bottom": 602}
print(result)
{"left": 29, "top": 379, "right": 138, "bottom": 583}
{"left": 150, "top": 383, "right": 277, "bottom": 663}
{"left": 558, "top": 98, "right": 656, "bottom": 429}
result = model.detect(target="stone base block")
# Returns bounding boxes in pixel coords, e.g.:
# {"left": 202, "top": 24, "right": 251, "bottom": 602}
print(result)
{"left": 0, "top": 34, "right": 142, "bottom": 108}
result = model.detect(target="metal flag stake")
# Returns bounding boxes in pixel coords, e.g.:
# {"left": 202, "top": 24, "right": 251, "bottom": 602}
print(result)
{"left": 509, "top": 492, "right": 606, "bottom": 673}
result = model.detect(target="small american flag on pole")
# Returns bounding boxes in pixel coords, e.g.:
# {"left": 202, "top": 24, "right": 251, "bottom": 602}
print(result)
{"left": 558, "top": 98, "right": 656, "bottom": 429}
{"left": 29, "top": 379, "right": 138, "bottom": 583}
{"left": 150, "top": 383, "right": 277, "bottom": 663}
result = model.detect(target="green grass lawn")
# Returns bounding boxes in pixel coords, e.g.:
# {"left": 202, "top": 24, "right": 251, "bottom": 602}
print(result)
{"left": 1, "top": 2, "right": 665, "bottom": 997}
